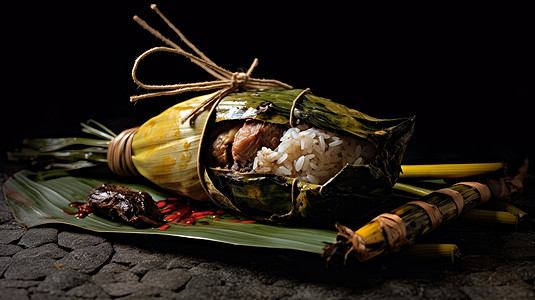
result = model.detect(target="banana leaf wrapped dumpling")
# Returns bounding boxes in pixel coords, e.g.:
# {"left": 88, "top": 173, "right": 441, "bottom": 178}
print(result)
{"left": 131, "top": 88, "right": 415, "bottom": 226}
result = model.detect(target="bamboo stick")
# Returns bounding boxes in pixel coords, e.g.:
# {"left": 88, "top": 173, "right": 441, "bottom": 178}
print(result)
{"left": 393, "top": 182, "right": 433, "bottom": 197}
{"left": 323, "top": 182, "right": 489, "bottom": 264}
{"left": 489, "top": 201, "right": 528, "bottom": 222}
{"left": 399, "top": 244, "right": 460, "bottom": 263}
{"left": 323, "top": 159, "right": 528, "bottom": 265}
{"left": 400, "top": 163, "right": 504, "bottom": 178}
{"left": 463, "top": 209, "right": 519, "bottom": 226}
{"left": 394, "top": 182, "right": 526, "bottom": 225}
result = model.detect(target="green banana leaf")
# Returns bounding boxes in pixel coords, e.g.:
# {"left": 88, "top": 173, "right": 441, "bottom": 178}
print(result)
{"left": 202, "top": 89, "right": 415, "bottom": 226}
{"left": 3, "top": 170, "right": 336, "bottom": 254}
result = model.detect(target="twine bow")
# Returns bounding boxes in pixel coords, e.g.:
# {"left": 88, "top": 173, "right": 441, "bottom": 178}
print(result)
{"left": 131, "top": 4, "right": 293, "bottom": 124}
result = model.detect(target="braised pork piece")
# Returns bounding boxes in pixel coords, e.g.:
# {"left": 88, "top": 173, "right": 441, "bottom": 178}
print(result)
{"left": 209, "top": 119, "right": 285, "bottom": 171}
{"left": 86, "top": 184, "right": 163, "bottom": 228}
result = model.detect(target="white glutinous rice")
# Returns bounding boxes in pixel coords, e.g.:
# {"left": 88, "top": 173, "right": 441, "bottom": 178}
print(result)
{"left": 253, "top": 126, "right": 366, "bottom": 184}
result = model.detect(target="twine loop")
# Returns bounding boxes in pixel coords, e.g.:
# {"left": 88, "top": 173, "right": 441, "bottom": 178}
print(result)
{"left": 371, "top": 213, "right": 411, "bottom": 252}
{"left": 333, "top": 222, "right": 371, "bottom": 263}
{"left": 436, "top": 188, "right": 464, "bottom": 214}
{"left": 131, "top": 5, "right": 292, "bottom": 124}
{"left": 330, "top": 213, "right": 411, "bottom": 264}
{"left": 454, "top": 181, "right": 491, "bottom": 204}
{"left": 289, "top": 88, "right": 311, "bottom": 127}
{"left": 407, "top": 201, "right": 443, "bottom": 230}
{"left": 107, "top": 127, "right": 140, "bottom": 177}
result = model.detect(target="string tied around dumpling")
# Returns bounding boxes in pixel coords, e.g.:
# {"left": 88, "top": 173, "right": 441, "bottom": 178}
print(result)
{"left": 130, "top": 4, "right": 293, "bottom": 124}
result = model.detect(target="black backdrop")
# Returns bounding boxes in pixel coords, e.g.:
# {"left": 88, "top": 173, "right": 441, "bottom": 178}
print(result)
{"left": 4, "top": 2, "right": 534, "bottom": 165}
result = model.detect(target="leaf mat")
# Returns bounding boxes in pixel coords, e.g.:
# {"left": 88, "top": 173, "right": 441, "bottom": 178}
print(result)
{"left": 3, "top": 170, "right": 336, "bottom": 254}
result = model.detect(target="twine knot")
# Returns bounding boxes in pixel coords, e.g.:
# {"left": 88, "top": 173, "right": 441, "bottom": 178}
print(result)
{"left": 323, "top": 214, "right": 411, "bottom": 265}
{"left": 131, "top": 5, "right": 292, "bottom": 124}
{"left": 232, "top": 72, "right": 249, "bottom": 88}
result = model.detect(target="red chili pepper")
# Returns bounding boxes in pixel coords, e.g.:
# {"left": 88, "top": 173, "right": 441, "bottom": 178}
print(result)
{"left": 161, "top": 201, "right": 184, "bottom": 212}
{"left": 190, "top": 211, "right": 214, "bottom": 218}
{"left": 164, "top": 214, "right": 180, "bottom": 222}
{"left": 158, "top": 224, "right": 170, "bottom": 230}
{"left": 160, "top": 208, "right": 174, "bottom": 214}
{"left": 182, "top": 217, "right": 195, "bottom": 225}
{"left": 174, "top": 207, "right": 191, "bottom": 220}
{"left": 189, "top": 212, "right": 204, "bottom": 218}
{"left": 227, "top": 219, "right": 255, "bottom": 223}
{"left": 156, "top": 201, "right": 167, "bottom": 208}
{"left": 62, "top": 209, "right": 77, "bottom": 216}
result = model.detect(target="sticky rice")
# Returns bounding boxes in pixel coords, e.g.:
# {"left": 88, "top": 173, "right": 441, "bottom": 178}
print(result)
{"left": 253, "top": 126, "right": 364, "bottom": 184}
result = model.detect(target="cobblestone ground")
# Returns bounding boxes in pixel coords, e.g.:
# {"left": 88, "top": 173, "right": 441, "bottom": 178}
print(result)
{"left": 1, "top": 162, "right": 534, "bottom": 299}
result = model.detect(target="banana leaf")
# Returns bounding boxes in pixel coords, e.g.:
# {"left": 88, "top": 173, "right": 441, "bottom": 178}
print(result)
{"left": 2, "top": 170, "right": 336, "bottom": 254}
{"left": 201, "top": 89, "right": 415, "bottom": 226}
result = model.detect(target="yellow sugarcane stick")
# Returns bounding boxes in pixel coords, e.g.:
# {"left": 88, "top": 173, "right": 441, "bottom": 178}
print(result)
{"left": 393, "top": 182, "right": 433, "bottom": 197}
{"left": 400, "top": 162, "right": 504, "bottom": 178}
{"left": 463, "top": 209, "right": 519, "bottom": 226}
{"left": 394, "top": 183, "right": 523, "bottom": 226}
{"left": 399, "top": 244, "right": 461, "bottom": 263}
{"left": 489, "top": 201, "right": 528, "bottom": 222}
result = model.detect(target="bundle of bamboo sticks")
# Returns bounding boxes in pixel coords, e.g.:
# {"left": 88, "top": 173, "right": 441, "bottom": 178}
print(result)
{"left": 323, "top": 159, "right": 529, "bottom": 265}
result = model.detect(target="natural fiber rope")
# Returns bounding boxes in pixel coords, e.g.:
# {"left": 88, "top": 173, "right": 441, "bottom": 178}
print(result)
{"left": 107, "top": 127, "right": 140, "bottom": 176}
{"left": 454, "top": 181, "right": 492, "bottom": 204}
{"left": 435, "top": 188, "right": 464, "bottom": 214}
{"left": 334, "top": 223, "right": 371, "bottom": 262}
{"left": 131, "top": 5, "right": 292, "bottom": 124}
{"left": 289, "top": 88, "right": 311, "bottom": 127}
{"left": 333, "top": 213, "right": 411, "bottom": 263}
{"left": 290, "top": 177, "right": 299, "bottom": 204}
{"left": 371, "top": 213, "right": 411, "bottom": 253}
{"left": 407, "top": 201, "right": 443, "bottom": 230}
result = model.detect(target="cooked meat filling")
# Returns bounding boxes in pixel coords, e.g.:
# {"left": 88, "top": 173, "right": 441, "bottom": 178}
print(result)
{"left": 86, "top": 184, "right": 163, "bottom": 228}
{"left": 208, "top": 119, "right": 284, "bottom": 170}
{"left": 231, "top": 120, "right": 284, "bottom": 169}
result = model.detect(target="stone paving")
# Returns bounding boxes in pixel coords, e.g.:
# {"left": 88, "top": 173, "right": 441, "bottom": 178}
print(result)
{"left": 1, "top": 162, "right": 534, "bottom": 299}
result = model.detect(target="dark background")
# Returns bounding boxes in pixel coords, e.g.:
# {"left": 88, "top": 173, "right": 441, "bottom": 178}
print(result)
{"left": 3, "top": 2, "right": 534, "bottom": 166}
